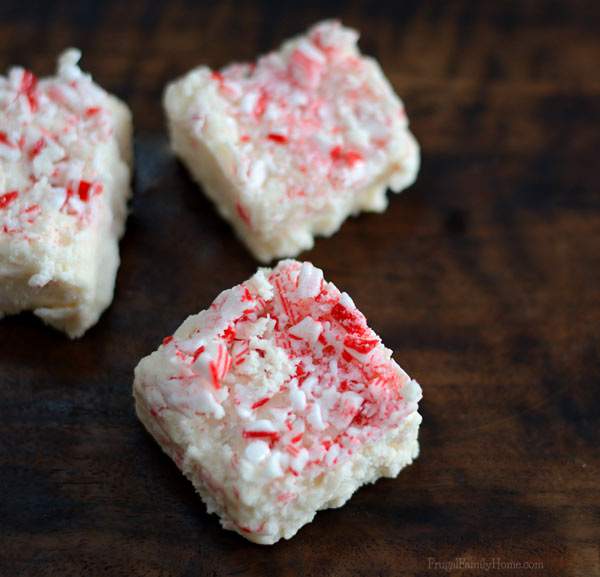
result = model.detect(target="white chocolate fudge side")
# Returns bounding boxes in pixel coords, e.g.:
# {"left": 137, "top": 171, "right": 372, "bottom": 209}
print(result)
{"left": 134, "top": 260, "right": 422, "bottom": 544}
{"left": 0, "top": 49, "right": 133, "bottom": 337}
{"left": 164, "top": 20, "right": 419, "bottom": 263}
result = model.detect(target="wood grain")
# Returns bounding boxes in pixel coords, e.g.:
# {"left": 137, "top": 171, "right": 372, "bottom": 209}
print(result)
{"left": 1, "top": 1, "right": 599, "bottom": 576}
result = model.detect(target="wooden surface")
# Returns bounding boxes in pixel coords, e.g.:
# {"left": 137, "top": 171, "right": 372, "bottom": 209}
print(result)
{"left": 1, "top": 1, "right": 599, "bottom": 576}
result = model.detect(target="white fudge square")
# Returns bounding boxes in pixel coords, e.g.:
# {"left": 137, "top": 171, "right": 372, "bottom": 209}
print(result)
{"left": 133, "top": 260, "right": 422, "bottom": 544}
{"left": 164, "top": 20, "right": 419, "bottom": 262}
{"left": 0, "top": 50, "right": 132, "bottom": 337}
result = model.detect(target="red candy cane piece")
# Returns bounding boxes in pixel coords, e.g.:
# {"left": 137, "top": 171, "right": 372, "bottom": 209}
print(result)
{"left": 0, "top": 191, "right": 19, "bottom": 209}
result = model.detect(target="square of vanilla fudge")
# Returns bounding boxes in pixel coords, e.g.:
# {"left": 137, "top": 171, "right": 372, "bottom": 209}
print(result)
{"left": 133, "top": 260, "right": 422, "bottom": 544}
{"left": 0, "top": 49, "right": 132, "bottom": 337}
{"left": 164, "top": 20, "right": 419, "bottom": 262}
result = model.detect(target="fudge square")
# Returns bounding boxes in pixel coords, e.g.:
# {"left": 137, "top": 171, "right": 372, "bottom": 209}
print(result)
{"left": 0, "top": 50, "right": 132, "bottom": 337}
{"left": 164, "top": 20, "right": 419, "bottom": 262}
{"left": 133, "top": 260, "right": 422, "bottom": 544}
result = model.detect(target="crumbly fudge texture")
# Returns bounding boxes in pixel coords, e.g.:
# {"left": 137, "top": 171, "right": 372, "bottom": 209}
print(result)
{"left": 164, "top": 20, "right": 419, "bottom": 262}
{"left": 134, "top": 260, "right": 422, "bottom": 544}
{"left": 0, "top": 49, "right": 132, "bottom": 337}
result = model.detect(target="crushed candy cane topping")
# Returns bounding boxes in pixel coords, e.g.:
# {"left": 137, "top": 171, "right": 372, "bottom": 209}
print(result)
{"left": 147, "top": 260, "right": 421, "bottom": 487}
{"left": 185, "top": 20, "right": 411, "bottom": 215}
{"left": 0, "top": 49, "right": 115, "bottom": 237}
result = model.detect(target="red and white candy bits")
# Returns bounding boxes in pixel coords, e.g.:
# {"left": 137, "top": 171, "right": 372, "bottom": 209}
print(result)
{"left": 164, "top": 20, "right": 420, "bottom": 262}
{"left": 134, "top": 260, "right": 422, "bottom": 544}
{"left": 0, "top": 49, "right": 132, "bottom": 337}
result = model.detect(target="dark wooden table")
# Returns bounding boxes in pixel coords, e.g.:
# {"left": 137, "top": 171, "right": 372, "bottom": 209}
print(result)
{"left": 1, "top": 1, "right": 599, "bottom": 576}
